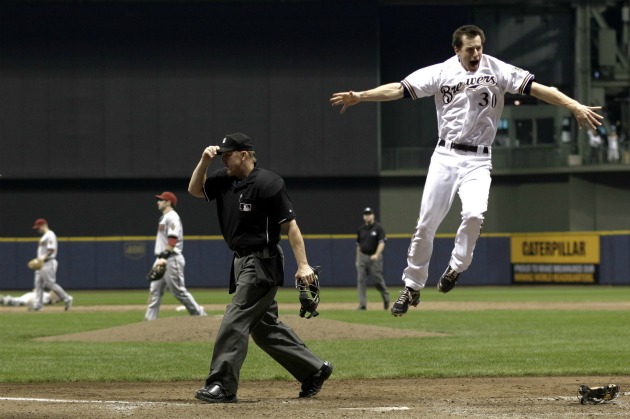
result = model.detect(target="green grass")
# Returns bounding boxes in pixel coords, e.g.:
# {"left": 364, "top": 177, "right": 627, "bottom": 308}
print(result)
{"left": 1, "top": 286, "right": 629, "bottom": 383}
{"left": 4, "top": 285, "right": 626, "bottom": 305}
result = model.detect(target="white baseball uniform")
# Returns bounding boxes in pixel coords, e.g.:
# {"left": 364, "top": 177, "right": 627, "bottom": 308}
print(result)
{"left": 1, "top": 291, "right": 59, "bottom": 307}
{"left": 33, "top": 229, "right": 71, "bottom": 311}
{"left": 400, "top": 54, "right": 534, "bottom": 289}
{"left": 144, "top": 209, "right": 206, "bottom": 321}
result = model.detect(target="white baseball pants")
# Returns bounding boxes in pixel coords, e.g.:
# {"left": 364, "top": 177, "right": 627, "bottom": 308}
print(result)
{"left": 402, "top": 144, "right": 492, "bottom": 290}
{"left": 33, "top": 259, "right": 70, "bottom": 311}
{"left": 144, "top": 254, "right": 205, "bottom": 321}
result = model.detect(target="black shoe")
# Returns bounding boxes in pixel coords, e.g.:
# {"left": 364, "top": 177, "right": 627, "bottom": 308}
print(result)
{"left": 384, "top": 298, "right": 390, "bottom": 310}
{"left": 356, "top": 305, "right": 366, "bottom": 311}
{"left": 437, "top": 266, "right": 460, "bottom": 293}
{"left": 195, "top": 384, "right": 237, "bottom": 404}
{"left": 390, "top": 287, "right": 420, "bottom": 317}
{"left": 299, "top": 361, "right": 333, "bottom": 398}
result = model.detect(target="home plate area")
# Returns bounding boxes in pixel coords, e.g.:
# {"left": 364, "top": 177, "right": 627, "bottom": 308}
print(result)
{"left": 0, "top": 377, "right": 627, "bottom": 418}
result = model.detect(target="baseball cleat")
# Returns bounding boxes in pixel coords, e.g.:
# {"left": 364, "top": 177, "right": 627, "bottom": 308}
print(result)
{"left": 64, "top": 296, "right": 73, "bottom": 311}
{"left": 299, "top": 361, "right": 333, "bottom": 398}
{"left": 195, "top": 384, "right": 237, "bottom": 403}
{"left": 437, "top": 266, "right": 460, "bottom": 293}
{"left": 390, "top": 287, "right": 420, "bottom": 317}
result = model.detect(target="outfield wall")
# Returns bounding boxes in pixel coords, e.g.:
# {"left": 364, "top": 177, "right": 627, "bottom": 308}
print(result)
{"left": 1, "top": 233, "right": 628, "bottom": 291}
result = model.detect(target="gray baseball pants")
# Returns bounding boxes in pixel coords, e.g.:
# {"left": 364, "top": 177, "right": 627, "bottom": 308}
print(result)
{"left": 204, "top": 249, "right": 324, "bottom": 396}
{"left": 356, "top": 252, "right": 389, "bottom": 308}
{"left": 144, "top": 254, "right": 204, "bottom": 321}
{"left": 33, "top": 259, "right": 70, "bottom": 311}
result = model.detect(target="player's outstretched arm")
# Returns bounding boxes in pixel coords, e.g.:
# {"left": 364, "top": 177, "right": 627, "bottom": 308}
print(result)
{"left": 330, "top": 82, "right": 404, "bottom": 114}
{"left": 530, "top": 82, "right": 603, "bottom": 130}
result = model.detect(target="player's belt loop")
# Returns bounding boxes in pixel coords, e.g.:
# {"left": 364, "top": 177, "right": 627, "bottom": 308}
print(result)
{"left": 437, "top": 139, "right": 451, "bottom": 149}
{"left": 476, "top": 144, "right": 490, "bottom": 155}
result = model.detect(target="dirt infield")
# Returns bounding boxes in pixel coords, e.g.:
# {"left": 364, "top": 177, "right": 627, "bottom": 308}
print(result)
{"left": 2, "top": 302, "right": 629, "bottom": 418}
{"left": 1, "top": 377, "right": 628, "bottom": 418}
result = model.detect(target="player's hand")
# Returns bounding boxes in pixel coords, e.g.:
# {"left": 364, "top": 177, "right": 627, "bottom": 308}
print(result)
{"left": 156, "top": 258, "right": 167, "bottom": 266}
{"left": 296, "top": 265, "right": 315, "bottom": 285}
{"left": 573, "top": 105, "right": 603, "bottom": 130}
{"left": 202, "top": 146, "right": 221, "bottom": 161}
{"left": 330, "top": 91, "right": 361, "bottom": 114}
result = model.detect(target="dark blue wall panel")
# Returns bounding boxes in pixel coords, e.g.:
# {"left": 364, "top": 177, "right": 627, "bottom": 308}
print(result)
{"left": 1, "top": 234, "right": 596, "bottom": 292}
{"left": 599, "top": 235, "right": 630, "bottom": 285}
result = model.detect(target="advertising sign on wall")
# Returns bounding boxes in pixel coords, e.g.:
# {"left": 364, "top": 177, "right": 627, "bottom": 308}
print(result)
{"left": 510, "top": 233, "right": 600, "bottom": 284}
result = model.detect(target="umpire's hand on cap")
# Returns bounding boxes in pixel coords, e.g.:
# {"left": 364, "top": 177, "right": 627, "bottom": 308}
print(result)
{"left": 202, "top": 146, "right": 221, "bottom": 161}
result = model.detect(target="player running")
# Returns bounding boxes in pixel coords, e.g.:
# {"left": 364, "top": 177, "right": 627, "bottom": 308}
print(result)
{"left": 330, "top": 25, "right": 602, "bottom": 316}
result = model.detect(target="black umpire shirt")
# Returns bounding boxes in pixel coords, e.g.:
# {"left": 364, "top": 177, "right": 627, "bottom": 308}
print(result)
{"left": 203, "top": 167, "right": 296, "bottom": 251}
{"left": 357, "top": 222, "right": 386, "bottom": 256}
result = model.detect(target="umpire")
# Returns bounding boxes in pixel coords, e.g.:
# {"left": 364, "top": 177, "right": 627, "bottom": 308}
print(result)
{"left": 188, "top": 132, "right": 332, "bottom": 403}
{"left": 355, "top": 207, "right": 390, "bottom": 310}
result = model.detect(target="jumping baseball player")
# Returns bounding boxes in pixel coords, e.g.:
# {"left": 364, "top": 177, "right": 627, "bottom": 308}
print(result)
{"left": 330, "top": 25, "right": 603, "bottom": 316}
{"left": 31, "top": 219, "right": 73, "bottom": 311}
{"left": 144, "top": 192, "right": 207, "bottom": 321}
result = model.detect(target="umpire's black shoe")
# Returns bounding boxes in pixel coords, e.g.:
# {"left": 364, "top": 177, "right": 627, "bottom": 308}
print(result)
{"left": 390, "top": 287, "right": 420, "bottom": 317}
{"left": 437, "top": 266, "right": 460, "bottom": 293}
{"left": 299, "top": 361, "right": 333, "bottom": 398}
{"left": 195, "top": 384, "right": 237, "bottom": 404}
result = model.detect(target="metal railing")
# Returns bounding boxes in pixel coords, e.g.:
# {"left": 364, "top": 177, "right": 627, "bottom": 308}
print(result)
{"left": 381, "top": 143, "right": 630, "bottom": 174}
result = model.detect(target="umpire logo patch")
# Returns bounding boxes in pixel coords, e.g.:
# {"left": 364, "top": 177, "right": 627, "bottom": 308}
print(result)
{"left": 240, "top": 203, "right": 252, "bottom": 212}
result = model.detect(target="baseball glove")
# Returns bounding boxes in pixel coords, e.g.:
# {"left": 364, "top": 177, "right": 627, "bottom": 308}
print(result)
{"left": 146, "top": 263, "right": 166, "bottom": 282}
{"left": 27, "top": 258, "right": 43, "bottom": 270}
{"left": 578, "top": 384, "right": 620, "bottom": 405}
{"left": 295, "top": 266, "right": 321, "bottom": 319}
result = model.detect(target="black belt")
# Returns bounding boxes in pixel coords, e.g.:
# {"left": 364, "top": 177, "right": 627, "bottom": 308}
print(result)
{"left": 234, "top": 244, "right": 275, "bottom": 258}
{"left": 438, "top": 139, "right": 488, "bottom": 154}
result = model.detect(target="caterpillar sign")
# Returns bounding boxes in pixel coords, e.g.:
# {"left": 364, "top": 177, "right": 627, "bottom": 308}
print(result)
{"left": 510, "top": 233, "right": 600, "bottom": 284}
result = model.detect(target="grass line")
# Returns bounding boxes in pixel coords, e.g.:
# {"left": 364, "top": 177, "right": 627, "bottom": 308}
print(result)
{"left": 0, "top": 286, "right": 628, "bottom": 383}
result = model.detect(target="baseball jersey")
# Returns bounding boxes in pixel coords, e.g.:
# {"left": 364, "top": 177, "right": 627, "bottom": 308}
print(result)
{"left": 155, "top": 210, "right": 184, "bottom": 255}
{"left": 402, "top": 54, "right": 535, "bottom": 147}
{"left": 37, "top": 230, "right": 57, "bottom": 259}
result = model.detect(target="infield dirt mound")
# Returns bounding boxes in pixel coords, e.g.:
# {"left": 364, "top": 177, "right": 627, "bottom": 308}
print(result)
{"left": 36, "top": 314, "right": 447, "bottom": 343}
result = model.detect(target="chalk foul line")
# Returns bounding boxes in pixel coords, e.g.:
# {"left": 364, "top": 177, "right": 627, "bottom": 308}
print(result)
{"left": 0, "top": 397, "right": 189, "bottom": 406}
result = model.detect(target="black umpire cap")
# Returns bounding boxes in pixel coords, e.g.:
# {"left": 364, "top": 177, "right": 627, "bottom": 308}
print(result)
{"left": 363, "top": 207, "right": 374, "bottom": 214}
{"left": 217, "top": 133, "right": 255, "bottom": 155}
